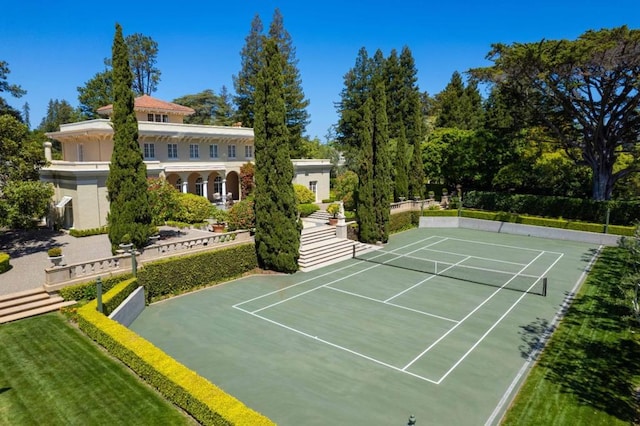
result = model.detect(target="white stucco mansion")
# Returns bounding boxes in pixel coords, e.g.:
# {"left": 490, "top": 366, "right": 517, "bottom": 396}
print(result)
{"left": 40, "top": 95, "right": 331, "bottom": 230}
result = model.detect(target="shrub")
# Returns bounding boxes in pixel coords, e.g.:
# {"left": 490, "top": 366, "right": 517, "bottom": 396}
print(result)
{"left": 59, "top": 273, "right": 134, "bottom": 301}
{"left": 102, "top": 278, "right": 139, "bottom": 316}
{"left": 77, "top": 287, "right": 274, "bottom": 425}
{"left": 227, "top": 196, "right": 255, "bottom": 232}
{"left": 210, "top": 206, "right": 229, "bottom": 224}
{"left": 47, "top": 247, "right": 62, "bottom": 257}
{"left": 147, "top": 177, "right": 182, "bottom": 225}
{"left": 298, "top": 203, "right": 320, "bottom": 217}
{"left": 0, "top": 252, "right": 10, "bottom": 274}
{"left": 138, "top": 243, "right": 258, "bottom": 302}
{"left": 176, "top": 193, "right": 211, "bottom": 223}
{"left": 326, "top": 203, "right": 340, "bottom": 218}
{"left": 389, "top": 211, "right": 420, "bottom": 233}
{"left": 69, "top": 226, "right": 109, "bottom": 237}
{"left": 334, "top": 170, "right": 358, "bottom": 210}
{"left": 293, "top": 184, "right": 316, "bottom": 204}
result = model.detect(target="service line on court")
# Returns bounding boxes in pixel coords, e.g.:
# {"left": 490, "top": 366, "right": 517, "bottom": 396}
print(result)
{"left": 433, "top": 235, "right": 564, "bottom": 256}
{"left": 233, "top": 235, "right": 444, "bottom": 310}
{"left": 402, "top": 250, "right": 547, "bottom": 372}
{"left": 243, "top": 237, "right": 449, "bottom": 315}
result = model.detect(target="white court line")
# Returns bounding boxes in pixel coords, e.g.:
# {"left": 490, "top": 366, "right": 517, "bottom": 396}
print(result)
{"left": 419, "top": 247, "right": 529, "bottom": 267}
{"left": 384, "top": 256, "right": 472, "bottom": 303}
{"left": 248, "top": 238, "right": 449, "bottom": 315}
{"left": 234, "top": 305, "right": 440, "bottom": 384}
{"left": 486, "top": 246, "right": 601, "bottom": 426}
{"left": 324, "top": 285, "right": 459, "bottom": 323}
{"left": 402, "top": 250, "right": 547, "bottom": 371}
{"left": 233, "top": 235, "right": 442, "bottom": 309}
{"left": 436, "top": 252, "right": 564, "bottom": 385}
{"left": 433, "top": 235, "right": 564, "bottom": 256}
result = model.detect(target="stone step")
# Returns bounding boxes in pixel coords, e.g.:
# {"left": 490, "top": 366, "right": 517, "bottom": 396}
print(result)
{"left": 0, "top": 300, "right": 76, "bottom": 324}
{"left": 301, "top": 230, "right": 337, "bottom": 245}
{"left": 0, "top": 287, "right": 46, "bottom": 303}
{"left": 300, "top": 238, "right": 355, "bottom": 256}
{"left": 299, "top": 243, "right": 374, "bottom": 272}
{"left": 0, "top": 295, "right": 67, "bottom": 318}
{"left": 0, "top": 292, "right": 50, "bottom": 310}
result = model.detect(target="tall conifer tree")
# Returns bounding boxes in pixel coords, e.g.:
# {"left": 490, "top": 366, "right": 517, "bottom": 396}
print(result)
{"left": 233, "top": 14, "right": 263, "bottom": 128}
{"left": 371, "top": 77, "right": 392, "bottom": 243}
{"left": 355, "top": 97, "right": 377, "bottom": 243}
{"left": 394, "top": 120, "right": 409, "bottom": 201}
{"left": 106, "top": 23, "right": 151, "bottom": 253}
{"left": 268, "top": 8, "right": 310, "bottom": 158}
{"left": 253, "top": 38, "right": 301, "bottom": 273}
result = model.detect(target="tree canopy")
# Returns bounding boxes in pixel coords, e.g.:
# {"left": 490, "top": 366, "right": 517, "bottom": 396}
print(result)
{"left": 0, "top": 60, "right": 26, "bottom": 121}
{"left": 471, "top": 26, "right": 640, "bottom": 200}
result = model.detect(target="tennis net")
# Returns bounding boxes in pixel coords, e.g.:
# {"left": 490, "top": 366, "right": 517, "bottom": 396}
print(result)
{"left": 353, "top": 248, "right": 547, "bottom": 296}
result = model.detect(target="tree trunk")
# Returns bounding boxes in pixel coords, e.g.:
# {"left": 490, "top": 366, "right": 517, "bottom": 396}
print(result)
{"left": 592, "top": 168, "right": 614, "bottom": 201}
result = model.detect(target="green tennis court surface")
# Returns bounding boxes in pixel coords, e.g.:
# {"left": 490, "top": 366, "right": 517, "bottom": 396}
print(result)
{"left": 130, "top": 228, "right": 599, "bottom": 425}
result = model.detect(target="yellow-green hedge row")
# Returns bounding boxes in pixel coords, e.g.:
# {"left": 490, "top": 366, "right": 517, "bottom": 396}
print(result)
{"left": 0, "top": 252, "right": 10, "bottom": 274}
{"left": 101, "top": 278, "right": 139, "bottom": 316}
{"left": 77, "top": 281, "right": 275, "bottom": 426}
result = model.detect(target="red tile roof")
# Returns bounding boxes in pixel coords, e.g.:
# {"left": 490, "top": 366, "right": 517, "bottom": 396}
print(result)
{"left": 97, "top": 95, "right": 195, "bottom": 116}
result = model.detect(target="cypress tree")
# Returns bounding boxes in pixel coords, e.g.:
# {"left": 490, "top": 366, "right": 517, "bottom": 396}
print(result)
{"left": 253, "top": 38, "right": 301, "bottom": 273}
{"left": 106, "top": 23, "right": 152, "bottom": 253}
{"left": 394, "top": 119, "right": 409, "bottom": 201}
{"left": 355, "top": 97, "right": 377, "bottom": 244}
{"left": 371, "top": 77, "right": 392, "bottom": 243}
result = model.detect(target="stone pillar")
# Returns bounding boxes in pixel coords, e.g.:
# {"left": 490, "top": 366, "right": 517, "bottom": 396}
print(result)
{"left": 181, "top": 180, "right": 188, "bottom": 194}
{"left": 44, "top": 141, "right": 52, "bottom": 161}
{"left": 221, "top": 179, "right": 227, "bottom": 204}
{"left": 202, "top": 180, "right": 208, "bottom": 200}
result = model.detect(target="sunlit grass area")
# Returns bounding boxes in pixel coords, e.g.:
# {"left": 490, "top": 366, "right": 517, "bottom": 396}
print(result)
{"left": 503, "top": 247, "right": 640, "bottom": 425}
{"left": 0, "top": 313, "right": 193, "bottom": 425}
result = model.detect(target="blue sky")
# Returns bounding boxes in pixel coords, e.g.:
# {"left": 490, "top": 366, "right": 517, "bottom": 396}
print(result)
{"left": 2, "top": 1, "right": 639, "bottom": 140}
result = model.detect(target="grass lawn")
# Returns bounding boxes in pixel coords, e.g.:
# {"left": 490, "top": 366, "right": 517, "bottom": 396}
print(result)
{"left": 502, "top": 246, "right": 640, "bottom": 425}
{"left": 0, "top": 313, "right": 193, "bottom": 425}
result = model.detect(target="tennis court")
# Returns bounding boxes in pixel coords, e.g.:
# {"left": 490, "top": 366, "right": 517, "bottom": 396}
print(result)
{"left": 130, "top": 228, "right": 600, "bottom": 425}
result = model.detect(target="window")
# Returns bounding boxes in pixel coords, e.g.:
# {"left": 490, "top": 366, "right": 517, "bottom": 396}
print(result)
{"left": 228, "top": 144, "right": 236, "bottom": 159}
{"left": 213, "top": 176, "right": 223, "bottom": 194}
{"left": 309, "top": 181, "right": 317, "bottom": 202}
{"left": 195, "top": 177, "right": 204, "bottom": 197}
{"left": 147, "top": 113, "right": 168, "bottom": 122}
{"left": 244, "top": 145, "right": 254, "bottom": 158}
{"left": 209, "top": 144, "right": 218, "bottom": 158}
{"left": 77, "top": 144, "right": 84, "bottom": 161}
{"left": 189, "top": 144, "right": 200, "bottom": 159}
{"left": 143, "top": 143, "right": 155, "bottom": 159}
{"left": 168, "top": 143, "right": 178, "bottom": 159}
{"left": 175, "top": 178, "right": 182, "bottom": 191}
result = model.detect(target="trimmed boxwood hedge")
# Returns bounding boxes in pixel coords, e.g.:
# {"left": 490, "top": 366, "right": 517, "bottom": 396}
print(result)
{"left": 138, "top": 243, "right": 258, "bottom": 303}
{"left": 102, "top": 278, "right": 139, "bottom": 316}
{"left": 0, "top": 252, "right": 10, "bottom": 274}
{"left": 389, "top": 211, "right": 421, "bottom": 233}
{"left": 77, "top": 283, "right": 274, "bottom": 426}
{"left": 59, "top": 273, "right": 134, "bottom": 301}
{"left": 298, "top": 203, "right": 320, "bottom": 217}
{"left": 463, "top": 191, "right": 640, "bottom": 226}
{"left": 69, "top": 226, "right": 109, "bottom": 237}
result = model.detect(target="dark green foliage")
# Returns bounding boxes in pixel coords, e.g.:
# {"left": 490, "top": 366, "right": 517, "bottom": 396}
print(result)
{"left": 435, "top": 71, "right": 484, "bottom": 130}
{"left": 464, "top": 191, "right": 640, "bottom": 226}
{"left": 388, "top": 210, "right": 420, "bottom": 233}
{"left": 233, "top": 14, "right": 263, "bottom": 128}
{"left": 147, "top": 177, "right": 181, "bottom": 225}
{"left": 253, "top": 38, "right": 301, "bottom": 273}
{"left": 371, "top": 78, "right": 392, "bottom": 243}
{"left": 139, "top": 243, "right": 258, "bottom": 302}
{"left": 356, "top": 98, "right": 377, "bottom": 243}
{"left": 77, "top": 67, "right": 112, "bottom": 119}
{"left": 102, "top": 278, "right": 139, "bottom": 316}
{"left": 59, "top": 273, "right": 134, "bottom": 301}
{"left": 227, "top": 196, "right": 255, "bottom": 231}
{"left": 38, "top": 99, "right": 82, "bottom": 131}
{"left": 394, "top": 123, "right": 409, "bottom": 201}
{"left": 407, "top": 93, "right": 425, "bottom": 199}
{"left": 106, "top": 24, "right": 152, "bottom": 253}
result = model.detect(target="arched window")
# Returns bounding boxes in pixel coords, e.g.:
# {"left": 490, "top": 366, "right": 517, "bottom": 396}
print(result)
{"left": 175, "top": 178, "right": 182, "bottom": 191}
{"left": 195, "top": 177, "right": 204, "bottom": 197}
{"left": 213, "top": 176, "right": 223, "bottom": 195}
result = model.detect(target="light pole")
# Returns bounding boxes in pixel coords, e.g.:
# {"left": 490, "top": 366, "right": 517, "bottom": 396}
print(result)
{"left": 96, "top": 276, "right": 103, "bottom": 313}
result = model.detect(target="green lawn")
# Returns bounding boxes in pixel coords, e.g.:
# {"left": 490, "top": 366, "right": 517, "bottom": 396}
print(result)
{"left": 502, "top": 247, "right": 640, "bottom": 425}
{"left": 0, "top": 313, "right": 193, "bottom": 425}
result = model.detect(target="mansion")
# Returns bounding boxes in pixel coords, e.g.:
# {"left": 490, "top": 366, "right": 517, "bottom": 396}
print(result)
{"left": 41, "top": 95, "right": 331, "bottom": 230}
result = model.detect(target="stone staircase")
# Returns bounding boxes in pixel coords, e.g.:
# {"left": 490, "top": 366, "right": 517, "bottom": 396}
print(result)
{"left": 299, "top": 224, "right": 375, "bottom": 272}
{"left": 0, "top": 288, "right": 76, "bottom": 324}
{"left": 306, "top": 210, "right": 331, "bottom": 222}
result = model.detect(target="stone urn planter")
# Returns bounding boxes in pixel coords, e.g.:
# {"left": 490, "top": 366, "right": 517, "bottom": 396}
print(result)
{"left": 47, "top": 247, "right": 64, "bottom": 267}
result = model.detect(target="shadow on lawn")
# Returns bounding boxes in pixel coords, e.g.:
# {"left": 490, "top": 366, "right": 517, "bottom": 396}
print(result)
{"left": 520, "top": 248, "right": 640, "bottom": 422}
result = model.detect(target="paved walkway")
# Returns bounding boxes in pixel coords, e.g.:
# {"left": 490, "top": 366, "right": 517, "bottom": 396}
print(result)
{"left": 0, "top": 227, "right": 212, "bottom": 297}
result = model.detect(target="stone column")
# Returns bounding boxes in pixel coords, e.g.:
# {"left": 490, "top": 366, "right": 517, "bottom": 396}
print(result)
{"left": 202, "top": 180, "right": 208, "bottom": 200}
{"left": 44, "top": 141, "right": 52, "bottom": 161}
{"left": 221, "top": 179, "right": 227, "bottom": 204}
{"left": 181, "top": 180, "right": 188, "bottom": 194}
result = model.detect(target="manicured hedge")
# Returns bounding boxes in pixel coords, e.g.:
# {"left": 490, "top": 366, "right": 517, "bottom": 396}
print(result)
{"left": 389, "top": 211, "right": 421, "bottom": 233}
{"left": 422, "top": 209, "right": 458, "bottom": 217}
{"left": 138, "top": 243, "right": 258, "bottom": 303}
{"left": 459, "top": 209, "right": 636, "bottom": 236}
{"left": 463, "top": 191, "right": 640, "bottom": 226}
{"left": 102, "top": 278, "right": 139, "bottom": 316}
{"left": 59, "top": 273, "right": 134, "bottom": 301}
{"left": 0, "top": 252, "right": 10, "bottom": 274}
{"left": 77, "top": 284, "right": 274, "bottom": 426}
{"left": 298, "top": 203, "right": 320, "bottom": 217}
{"left": 69, "top": 226, "right": 109, "bottom": 237}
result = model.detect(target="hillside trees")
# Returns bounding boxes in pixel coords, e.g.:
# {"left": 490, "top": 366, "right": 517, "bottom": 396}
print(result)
{"left": 471, "top": 26, "right": 640, "bottom": 200}
{"left": 106, "top": 23, "right": 152, "bottom": 252}
{"left": 253, "top": 38, "right": 301, "bottom": 273}
{"left": 0, "top": 60, "right": 26, "bottom": 121}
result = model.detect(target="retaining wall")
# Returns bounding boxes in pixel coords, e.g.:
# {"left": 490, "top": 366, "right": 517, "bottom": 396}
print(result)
{"left": 108, "top": 286, "right": 145, "bottom": 327}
